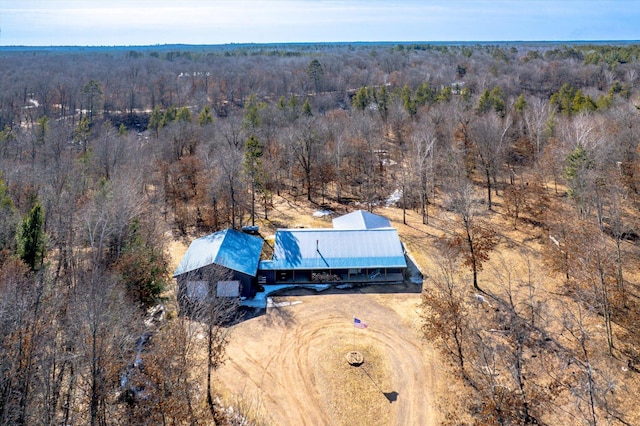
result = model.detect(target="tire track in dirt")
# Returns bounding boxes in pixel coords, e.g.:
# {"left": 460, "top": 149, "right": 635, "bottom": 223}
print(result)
{"left": 351, "top": 296, "right": 433, "bottom": 425}
{"left": 216, "top": 293, "right": 437, "bottom": 425}
{"left": 373, "top": 327, "right": 430, "bottom": 424}
{"left": 269, "top": 318, "right": 337, "bottom": 425}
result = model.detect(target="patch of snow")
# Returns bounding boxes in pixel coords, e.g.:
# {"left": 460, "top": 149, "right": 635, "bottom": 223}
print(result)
{"left": 386, "top": 189, "right": 402, "bottom": 207}
{"left": 23, "top": 99, "right": 40, "bottom": 109}
{"left": 240, "top": 284, "right": 331, "bottom": 308}
{"left": 313, "top": 284, "right": 331, "bottom": 292}
{"left": 473, "top": 293, "right": 492, "bottom": 307}
{"left": 312, "top": 209, "right": 333, "bottom": 217}
{"left": 267, "top": 298, "right": 303, "bottom": 308}
{"left": 403, "top": 245, "right": 424, "bottom": 285}
{"left": 144, "top": 304, "right": 165, "bottom": 327}
{"left": 474, "top": 293, "right": 487, "bottom": 303}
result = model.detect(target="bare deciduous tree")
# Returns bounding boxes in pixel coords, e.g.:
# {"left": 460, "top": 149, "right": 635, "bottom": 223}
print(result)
{"left": 178, "top": 265, "right": 240, "bottom": 424}
{"left": 469, "top": 112, "right": 512, "bottom": 210}
{"left": 422, "top": 242, "right": 469, "bottom": 375}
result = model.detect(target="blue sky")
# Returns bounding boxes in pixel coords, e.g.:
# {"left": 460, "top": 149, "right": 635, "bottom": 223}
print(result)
{"left": 1, "top": 0, "right": 639, "bottom": 46}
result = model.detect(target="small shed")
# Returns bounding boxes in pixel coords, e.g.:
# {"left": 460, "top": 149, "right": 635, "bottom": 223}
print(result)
{"left": 332, "top": 210, "right": 392, "bottom": 230}
{"left": 173, "top": 229, "right": 263, "bottom": 313}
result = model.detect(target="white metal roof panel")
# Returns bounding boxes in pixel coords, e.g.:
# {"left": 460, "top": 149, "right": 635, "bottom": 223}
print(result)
{"left": 332, "top": 210, "right": 392, "bottom": 230}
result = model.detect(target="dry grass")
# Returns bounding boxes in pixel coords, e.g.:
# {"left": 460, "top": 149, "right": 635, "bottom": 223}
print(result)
{"left": 316, "top": 338, "right": 392, "bottom": 426}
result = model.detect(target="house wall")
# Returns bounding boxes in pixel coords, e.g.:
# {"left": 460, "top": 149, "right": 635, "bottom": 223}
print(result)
{"left": 176, "top": 265, "right": 257, "bottom": 316}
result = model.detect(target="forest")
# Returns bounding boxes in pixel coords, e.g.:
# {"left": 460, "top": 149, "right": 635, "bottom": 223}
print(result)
{"left": 1, "top": 41, "right": 640, "bottom": 425}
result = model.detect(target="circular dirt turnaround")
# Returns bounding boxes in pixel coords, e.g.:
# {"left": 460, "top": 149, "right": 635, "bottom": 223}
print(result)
{"left": 346, "top": 350, "right": 364, "bottom": 366}
{"left": 215, "top": 291, "right": 439, "bottom": 425}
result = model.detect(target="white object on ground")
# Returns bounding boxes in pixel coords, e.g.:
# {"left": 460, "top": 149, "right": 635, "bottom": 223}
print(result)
{"left": 312, "top": 210, "right": 333, "bottom": 217}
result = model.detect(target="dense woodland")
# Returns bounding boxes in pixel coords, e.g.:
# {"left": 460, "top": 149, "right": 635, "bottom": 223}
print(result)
{"left": 1, "top": 42, "right": 640, "bottom": 425}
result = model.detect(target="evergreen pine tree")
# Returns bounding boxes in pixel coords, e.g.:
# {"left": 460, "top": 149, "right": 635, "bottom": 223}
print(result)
{"left": 17, "top": 202, "right": 46, "bottom": 271}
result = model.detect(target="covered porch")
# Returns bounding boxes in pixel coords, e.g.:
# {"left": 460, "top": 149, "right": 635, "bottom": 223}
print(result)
{"left": 258, "top": 265, "right": 405, "bottom": 285}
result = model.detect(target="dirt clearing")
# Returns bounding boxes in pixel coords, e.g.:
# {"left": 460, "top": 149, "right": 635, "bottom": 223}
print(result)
{"left": 214, "top": 285, "right": 441, "bottom": 425}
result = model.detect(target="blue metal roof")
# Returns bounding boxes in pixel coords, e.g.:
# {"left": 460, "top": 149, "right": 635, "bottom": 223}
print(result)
{"left": 332, "top": 210, "right": 392, "bottom": 230}
{"left": 261, "top": 228, "right": 406, "bottom": 271}
{"left": 173, "top": 229, "right": 263, "bottom": 277}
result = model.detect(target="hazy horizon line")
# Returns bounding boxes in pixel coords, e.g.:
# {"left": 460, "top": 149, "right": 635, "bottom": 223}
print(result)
{"left": 2, "top": 40, "right": 639, "bottom": 49}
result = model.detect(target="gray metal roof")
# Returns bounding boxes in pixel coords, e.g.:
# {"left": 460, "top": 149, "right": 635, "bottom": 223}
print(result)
{"left": 332, "top": 210, "right": 392, "bottom": 230}
{"left": 261, "top": 228, "right": 406, "bottom": 271}
{"left": 173, "top": 229, "right": 263, "bottom": 277}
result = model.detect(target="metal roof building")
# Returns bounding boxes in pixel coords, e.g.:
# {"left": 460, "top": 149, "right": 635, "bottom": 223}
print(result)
{"left": 332, "top": 209, "right": 392, "bottom": 230}
{"left": 175, "top": 210, "right": 406, "bottom": 294}
{"left": 174, "top": 229, "right": 264, "bottom": 309}
{"left": 258, "top": 227, "right": 406, "bottom": 284}
{"left": 261, "top": 228, "right": 405, "bottom": 270}
{"left": 173, "top": 229, "right": 263, "bottom": 278}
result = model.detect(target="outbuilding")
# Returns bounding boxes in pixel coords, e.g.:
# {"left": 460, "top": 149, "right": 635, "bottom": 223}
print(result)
{"left": 173, "top": 229, "right": 263, "bottom": 314}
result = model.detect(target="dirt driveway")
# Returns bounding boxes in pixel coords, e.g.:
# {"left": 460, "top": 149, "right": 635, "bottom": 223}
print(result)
{"left": 215, "top": 284, "right": 441, "bottom": 425}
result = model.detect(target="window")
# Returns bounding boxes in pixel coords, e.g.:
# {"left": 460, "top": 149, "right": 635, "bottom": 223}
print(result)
{"left": 186, "top": 280, "right": 208, "bottom": 300}
{"left": 216, "top": 280, "right": 240, "bottom": 297}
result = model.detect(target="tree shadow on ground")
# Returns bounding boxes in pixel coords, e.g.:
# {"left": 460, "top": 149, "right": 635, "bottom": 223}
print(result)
{"left": 229, "top": 306, "right": 265, "bottom": 326}
{"left": 231, "top": 279, "right": 423, "bottom": 326}
{"left": 274, "top": 280, "right": 423, "bottom": 297}
{"left": 263, "top": 298, "right": 297, "bottom": 328}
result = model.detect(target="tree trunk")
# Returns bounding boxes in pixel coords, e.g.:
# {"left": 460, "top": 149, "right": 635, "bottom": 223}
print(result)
{"left": 582, "top": 342, "right": 598, "bottom": 426}
{"left": 230, "top": 185, "right": 236, "bottom": 229}
{"left": 251, "top": 178, "right": 255, "bottom": 226}
{"left": 90, "top": 326, "right": 99, "bottom": 426}
{"left": 62, "top": 362, "right": 76, "bottom": 426}
{"left": 213, "top": 197, "right": 219, "bottom": 230}
{"left": 485, "top": 167, "right": 492, "bottom": 210}
{"left": 513, "top": 339, "right": 532, "bottom": 424}
{"left": 615, "top": 237, "right": 627, "bottom": 307}
{"left": 402, "top": 181, "right": 407, "bottom": 225}
{"left": 465, "top": 221, "right": 481, "bottom": 291}
{"left": 454, "top": 326, "right": 464, "bottom": 372}
{"left": 597, "top": 254, "right": 614, "bottom": 356}
{"left": 207, "top": 323, "right": 216, "bottom": 421}
{"left": 264, "top": 192, "right": 269, "bottom": 220}
{"left": 207, "top": 322, "right": 226, "bottom": 425}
